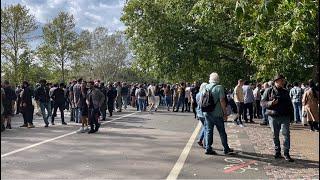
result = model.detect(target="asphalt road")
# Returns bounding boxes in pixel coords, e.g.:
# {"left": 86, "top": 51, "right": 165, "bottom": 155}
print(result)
{"left": 2, "top": 108, "right": 270, "bottom": 179}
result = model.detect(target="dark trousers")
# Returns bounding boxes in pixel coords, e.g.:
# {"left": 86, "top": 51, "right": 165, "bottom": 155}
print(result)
{"left": 176, "top": 96, "right": 185, "bottom": 112}
{"left": 16, "top": 98, "right": 21, "bottom": 114}
{"left": 52, "top": 103, "right": 65, "bottom": 123}
{"left": 22, "top": 106, "right": 34, "bottom": 124}
{"left": 254, "top": 100, "right": 262, "bottom": 118}
{"left": 89, "top": 108, "right": 100, "bottom": 129}
{"left": 192, "top": 102, "right": 197, "bottom": 118}
{"left": 243, "top": 102, "right": 253, "bottom": 122}
{"left": 235, "top": 102, "right": 244, "bottom": 124}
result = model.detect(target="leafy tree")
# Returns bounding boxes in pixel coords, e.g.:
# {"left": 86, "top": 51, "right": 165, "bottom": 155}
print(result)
{"left": 38, "top": 11, "right": 84, "bottom": 82}
{"left": 1, "top": 4, "right": 37, "bottom": 84}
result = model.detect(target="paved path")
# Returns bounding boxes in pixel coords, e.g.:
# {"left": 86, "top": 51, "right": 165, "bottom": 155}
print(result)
{"left": 1, "top": 108, "right": 319, "bottom": 179}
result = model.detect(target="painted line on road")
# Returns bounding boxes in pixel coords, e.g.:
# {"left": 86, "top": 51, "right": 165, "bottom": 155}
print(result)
{"left": 1, "top": 112, "right": 137, "bottom": 158}
{"left": 224, "top": 160, "right": 257, "bottom": 173}
{"left": 166, "top": 121, "right": 202, "bottom": 180}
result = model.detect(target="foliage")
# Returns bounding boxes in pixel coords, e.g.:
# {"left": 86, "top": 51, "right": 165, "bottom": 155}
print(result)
{"left": 1, "top": 4, "right": 37, "bottom": 84}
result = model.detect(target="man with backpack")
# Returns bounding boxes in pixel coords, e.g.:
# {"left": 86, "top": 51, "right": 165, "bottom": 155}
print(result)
{"left": 136, "top": 84, "right": 147, "bottom": 112}
{"left": 201, "top": 72, "right": 233, "bottom": 155}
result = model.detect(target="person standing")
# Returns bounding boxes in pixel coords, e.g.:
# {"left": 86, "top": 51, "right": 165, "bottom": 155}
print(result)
{"left": 154, "top": 85, "right": 161, "bottom": 111}
{"left": 3, "top": 80, "right": 17, "bottom": 129}
{"left": 34, "top": 79, "right": 51, "bottom": 127}
{"left": 261, "top": 74, "right": 294, "bottom": 162}
{"left": 1, "top": 86, "right": 5, "bottom": 132}
{"left": 77, "top": 81, "right": 89, "bottom": 133}
{"left": 136, "top": 84, "right": 147, "bottom": 112}
{"left": 69, "top": 80, "right": 77, "bottom": 122}
{"left": 164, "top": 84, "right": 172, "bottom": 111}
{"left": 260, "top": 82, "right": 270, "bottom": 125}
{"left": 51, "top": 83, "right": 67, "bottom": 125}
{"left": 196, "top": 82, "right": 207, "bottom": 148}
{"left": 302, "top": 79, "right": 319, "bottom": 131}
{"left": 131, "top": 84, "right": 137, "bottom": 108}
{"left": 175, "top": 83, "right": 186, "bottom": 112}
{"left": 185, "top": 83, "right": 191, "bottom": 112}
{"left": 191, "top": 82, "right": 200, "bottom": 119}
{"left": 289, "top": 82, "right": 303, "bottom": 124}
{"left": 115, "top": 82, "right": 122, "bottom": 112}
{"left": 233, "top": 79, "right": 244, "bottom": 127}
{"left": 15, "top": 85, "right": 22, "bottom": 115}
{"left": 106, "top": 83, "right": 117, "bottom": 117}
{"left": 99, "top": 82, "right": 107, "bottom": 121}
{"left": 86, "top": 81, "right": 105, "bottom": 133}
{"left": 121, "top": 82, "right": 129, "bottom": 110}
{"left": 203, "top": 73, "right": 233, "bottom": 155}
{"left": 73, "top": 78, "right": 83, "bottom": 123}
{"left": 253, "top": 83, "right": 262, "bottom": 119}
{"left": 20, "top": 81, "right": 35, "bottom": 128}
{"left": 242, "top": 81, "right": 255, "bottom": 123}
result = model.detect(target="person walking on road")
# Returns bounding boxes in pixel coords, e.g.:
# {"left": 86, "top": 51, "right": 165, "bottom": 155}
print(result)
{"left": 203, "top": 72, "right": 233, "bottom": 155}
{"left": 3, "top": 80, "right": 17, "bottom": 129}
{"left": 35, "top": 79, "right": 52, "bottom": 127}
{"left": 302, "top": 79, "right": 319, "bottom": 131}
{"left": 242, "top": 81, "right": 255, "bottom": 123}
{"left": 86, "top": 81, "right": 105, "bottom": 133}
{"left": 106, "top": 83, "right": 117, "bottom": 117}
{"left": 136, "top": 84, "right": 147, "bottom": 112}
{"left": 15, "top": 85, "right": 22, "bottom": 115}
{"left": 260, "top": 82, "right": 270, "bottom": 125}
{"left": 261, "top": 74, "right": 294, "bottom": 162}
{"left": 196, "top": 82, "right": 208, "bottom": 148}
{"left": 51, "top": 83, "right": 67, "bottom": 125}
{"left": 164, "top": 84, "right": 172, "bottom": 111}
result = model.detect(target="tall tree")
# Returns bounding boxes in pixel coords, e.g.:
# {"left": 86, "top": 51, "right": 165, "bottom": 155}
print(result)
{"left": 38, "top": 11, "right": 83, "bottom": 82}
{"left": 1, "top": 4, "right": 37, "bottom": 84}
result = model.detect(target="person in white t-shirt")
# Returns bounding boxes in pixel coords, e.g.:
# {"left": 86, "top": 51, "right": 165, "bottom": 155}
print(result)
{"left": 185, "top": 83, "right": 191, "bottom": 112}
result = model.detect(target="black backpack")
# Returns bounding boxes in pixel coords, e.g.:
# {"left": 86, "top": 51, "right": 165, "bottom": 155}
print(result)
{"left": 139, "top": 88, "right": 146, "bottom": 97}
{"left": 200, "top": 85, "right": 216, "bottom": 112}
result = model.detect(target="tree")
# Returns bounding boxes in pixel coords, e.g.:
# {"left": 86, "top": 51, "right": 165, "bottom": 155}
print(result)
{"left": 1, "top": 4, "right": 37, "bottom": 84}
{"left": 38, "top": 11, "right": 84, "bottom": 82}
{"left": 236, "top": 0, "right": 319, "bottom": 82}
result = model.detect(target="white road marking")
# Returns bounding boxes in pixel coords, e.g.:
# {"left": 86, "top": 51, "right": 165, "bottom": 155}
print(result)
{"left": 166, "top": 121, "right": 202, "bottom": 180}
{"left": 1, "top": 112, "right": 137, "bottom": 158}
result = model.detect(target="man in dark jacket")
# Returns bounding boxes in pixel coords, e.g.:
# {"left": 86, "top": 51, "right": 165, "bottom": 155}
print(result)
{"left": 34, "top": 79, "right": 51, "bottom": 127}
{"left": 3, "top": 80, "right": 17, "bottom": 129}
{"left": 106, "top": 83, "right": 117, "bottom": 117}
{"left": 261, "top": 74, "right": 294, "bottom": 162}
{"left": 20, "top": 81, "right": 35, "bottom": 128}
{"left": 51, "top": 83, "right": 67, "bottom": 125}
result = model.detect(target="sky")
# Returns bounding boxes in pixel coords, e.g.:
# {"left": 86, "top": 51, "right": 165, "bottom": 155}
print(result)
{"left": 1, "top": 0, "right": 127, "bottom": 47}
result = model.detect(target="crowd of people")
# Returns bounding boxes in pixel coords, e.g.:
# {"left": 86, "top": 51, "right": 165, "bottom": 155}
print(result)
{"left": 1, "top": 73, "right": 319, "bottom": 162}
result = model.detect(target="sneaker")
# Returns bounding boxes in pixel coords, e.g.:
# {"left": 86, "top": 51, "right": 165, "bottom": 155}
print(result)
{"left": 6, "top": 124, "right": 12, "bottom": 129}
{"left": 44, "top": 124, "right": 49, "bottom": 128}
{"left": 27, "top": 124, "right": 35, "bottom": 128}
{"left": 20, "top": 124, "right": 28, "bottom": 127}
{"left": 77, "top": 127, "right": 85, "bottom": 133}
{"left": 274, "top": 152, "right": 283, "bottom": 159}
{"left": 249, "top": 120, "right": 255, "bottom": 123}
{"left": 205, "top": 150, "right": 217, "bottom": 155}
{"left": 51, "top": 122, "right": 55, "bottom": 125}
{"left": 239, "top": 124, "right": 244, "bottom": 127}
{"left": 284, "top": 154, "right": 294, "bottom": 162}
{"left": 62, "top": 122, "right": 67, "bottom": 125}
{"left": 84, "top": 127, "right": 90, "bottom": 132}
{"left": 224, "top": 148, "right": 234, "bottom": 155}
{"left": 303, "top": 124, "right": 308, "bottom": 126}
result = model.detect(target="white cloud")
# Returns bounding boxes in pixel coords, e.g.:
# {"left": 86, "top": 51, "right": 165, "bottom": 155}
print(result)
{"left": 1, "top": 0, "right": 126, "bottom": 33}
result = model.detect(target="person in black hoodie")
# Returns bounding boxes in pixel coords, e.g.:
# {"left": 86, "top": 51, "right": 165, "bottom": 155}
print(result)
{"left": 2, "top": 80, "right": 17, "bottom": 129}
{"left": 106, "top": 83, "right": 117, "bottom": 117}
{"left": 51, "top": 83, "right": 67, "bottom": 125}
{"left": 34, "top": 79, "right": 51, "bottom": 127}
{"left": 20, "top": 81, "right": 35, "bottom": 128}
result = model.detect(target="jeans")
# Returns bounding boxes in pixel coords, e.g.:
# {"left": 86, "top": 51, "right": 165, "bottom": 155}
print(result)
{"left": 176, "top": 96, "right": 185, "bottom": 112}
{"left": 198, "top": 117, "right": 206, "bottom": 142}
{"left": 204, "top": 113, "right": 230, "bottom": 153}
{"left": 116, "top": 97, "right": 122, "bottom": 111}
{"left": 185, "top": 97, "right": 190, "bottom": 112}
{"left": 165, "top": 96, "right": 172, "bottom": 108}
{"left": 292, "top": 102, "right": 302, "bottom": 123}
{"left": 122, "top": 95, "right": 128, "bottom": 109}
{"left": 138, "top": 98, "right": 145, "bottom": 111}
{"left": 269, "top": 116, "right": 291, "bottom": 154}
{"left": 254, "top": 100, "right": 262, "bottom": 118}
{"left": 100, "top": 108, "right": 106, "bottom": 120}
{"left": 70, "top": 108, "right": 75, "bottom": 121}
{"left": 40, "top": 102, "right": 51, "bottom": 125}
{"left": 75, "top": 107, "right": 81, "bottom": 123}
{"left": 262, "top": 107, "right": 268, "bottom": 124}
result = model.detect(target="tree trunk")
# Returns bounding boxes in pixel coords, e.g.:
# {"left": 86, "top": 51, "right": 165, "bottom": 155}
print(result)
{"left": 62, "top": 60, "right": 65, "bottom": 83}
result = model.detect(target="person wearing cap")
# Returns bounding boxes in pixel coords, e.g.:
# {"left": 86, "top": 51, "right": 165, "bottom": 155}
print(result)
{"left": 261, "top": 74, "right": 294, "bottom": 162}
{"left": 203, "top": 72, "right": 233, "bottom": 155}
{"left": 20, "top": 81, "right": 35, "bottom": 128}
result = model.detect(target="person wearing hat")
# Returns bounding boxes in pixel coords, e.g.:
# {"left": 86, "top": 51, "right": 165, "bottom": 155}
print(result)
{"left": 261, "top": 74, "right": 294, "bottom": 162}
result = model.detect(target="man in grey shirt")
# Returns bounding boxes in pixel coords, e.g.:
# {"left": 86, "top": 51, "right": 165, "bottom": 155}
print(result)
{"left": 242, "top": 81, "right": 255, "bottom": 123}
